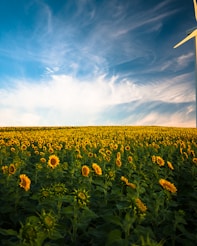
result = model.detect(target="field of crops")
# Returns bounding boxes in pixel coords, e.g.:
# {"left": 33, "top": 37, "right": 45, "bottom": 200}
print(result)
{"left": 0, "top": 126, "right": 197, "bottom": 245}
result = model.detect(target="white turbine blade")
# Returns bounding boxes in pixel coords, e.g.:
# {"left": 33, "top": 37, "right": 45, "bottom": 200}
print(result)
{"left": 194, "top": 0, "right": 197, "bottom": 21}
{"left": 174, "top": 29, "right": 197, "bottom": 48}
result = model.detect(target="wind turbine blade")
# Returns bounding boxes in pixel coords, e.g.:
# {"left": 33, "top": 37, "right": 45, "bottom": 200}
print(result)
{"left": 194, "top": 0, "right": 197, "bottom": 22}
{"left": 174, "top": 29, "right": 197, "bottom": 48}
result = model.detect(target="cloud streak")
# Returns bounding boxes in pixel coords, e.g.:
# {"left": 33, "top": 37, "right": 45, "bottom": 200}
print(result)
{"left": 0, "top": 0, "right": 182, "bottom": 79}
{"left": 0, "top": 72, "right": 195, "bottom": 126}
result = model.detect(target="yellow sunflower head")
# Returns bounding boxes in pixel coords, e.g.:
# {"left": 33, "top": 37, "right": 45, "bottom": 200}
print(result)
{"left": 121, "top": 176, "right": 128, "bottom": 184}
{"left": 152, "top": 155, "right": 156, "bottom": 163}
{"left": 156, "top": 156, "right": 165, "bottom": 166}
{"left": 9, "top": 163, "right": 16, "bottom": 175}
{"left": 135, "top": 198, "right": 147, "bottom": 213}
{"left": 159, "top": 179, "right": 177, "bottom": 193}
{"left": 88, "top": 152, "right": 93, "bottom": 158}
{"left": 2, "top": 165, "right": 8, "bottom": 174}
{"left": 92, "top": 163, "right": 102, "bottom": 175}
{"left": 40, "top": 157, "right": 46, "bottom": 163}
{"left": 10, "top": 147, "right": 16, "bottom": 152}
{"left": 113, "top": 144, "right": 118, "bottom": 150}
{"left": 81, "top": 165, "right": 90, "bottom": 177}
{"left": 193, "top": 157, "right": 197, "bottom": 165}
{"left": 21, "top": 144, "right": 27, "bottom": 151}
{"left": 167, "top": 161, "right": 174, "bottom": 170}
{"left": 106, "top": 149, "right": 111, "bottom": 156}
{"left": 116, "top": 158, "right": 122, "bottom": 167}
{"left": 128, "top": 156, "right": 133, "bottom": 163}
{"left": 125, "top": 145, "right": 130, "bottom": 151}
{"left": 19, "top": 174, "right": 31, "bottom": 191}
{"left": 116, "top": 152, "right": 121, "bottom": 159}
{"left": 127, "top": 182, "right": 136, "bottom": 189}
{"left": 48, "top": 155, "right": 60, "bottom": 169}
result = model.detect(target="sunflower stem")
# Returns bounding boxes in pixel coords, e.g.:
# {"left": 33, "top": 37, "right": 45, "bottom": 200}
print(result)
{"left": 57, "top": 200, "right": 62, "bottom": 217}
{"left": 71, "top": 204, "right": 78, "bottom": 243}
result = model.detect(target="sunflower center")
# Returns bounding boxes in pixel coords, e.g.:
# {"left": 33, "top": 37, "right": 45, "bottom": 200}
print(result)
{"left": 50, "top": 158, "right": 57, "bottom": 165}
{"left": 78, "top": 192, "right": 86, "bottom": 200}
{"left": 21, "top": 179, "right": 27, "bottom": 187}
{"left": 44, "top": 215, "right": 55, "bottom": 228}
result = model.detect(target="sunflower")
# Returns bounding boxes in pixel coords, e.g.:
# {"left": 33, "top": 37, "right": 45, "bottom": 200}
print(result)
{"left": 43, "top": 214, "right": 55, "bottom": 229}
{"left": 121, "top": 176, "right": 136, "bottom": 189}
{"left": 128, "top": 156, "right": 133, "bottom": 163}
{"left": 113, "top": 144, "right": 118, "bottom": 150}
{"left": 125, "top": 145, "right": 130, "bottom": 151}
{"left": 53, "top": 183, "right": 67, "bottom": 197}
{"left": 190, "top": 150, "right": 195, "bottom": 157}
{"left": 116, "top": 158, "right": 122, "bottom": 167}
{"left": 192, "top": 157, "right": 197, "bottom": 165}
{"left": 92, "top": 163, "right": 102, "bottom": 175}
{"left": 21, "top": 144, "right": 27, "bottom": 151}
{"left": 105, "top": 156, "right": 111, "bottom": 162}
{"left": 43, "top": 146, "right": 47, "bottom": 151}
{"left": 19, "top": 174, "right": 31, "bottom": 191}
{"left": 127, "top": 182, "right": 136, "bottom": 189}
{"left": 77, "top": 153, "right": 83, "bottom": 159}
{"left": 117, "top": 152, "right": 121, "bottom": 159}
{"left": 48, "top": 148, "right": 54, "bottom": 154}
{"left": 48, "top": 155, "right": 60, "bottom": 169}
{"left": 107, "top": 170, "right": 116, "bottom": 181}
{"left": 88, "top": 152, "right": 93, "bottom": 158}
{"left": 78, "top": 191, "right": 86, "bottom": 200}
{"left": 39, "top": 151, "right": 45, "bottom": 156}
{"left": 152, "top": 155, "right": 156, "bottom": 163}
{"left": 167, "top": 161, "right": 174, "bottom": 170}
{"left": 156, "top": 156, "right": 165, "bottom": 166}
{"left": 40, "top": 157, "right": 46, "bottom": 163}
{"left": 20, "top": 221, "right": 38, "bottom": 243}
{"left": 34, "top": 150, "right": 39, "bottom": 155}
{"left": 2, "top": 165, "right": 8, "bottom": 174}
{"left": 81, "top": 165, "right": 90, "bottom": 177}
{"left": 106, "top": 149, "right": 111, "bottom": 156}
{"left": 183, "top": 152, "right": 188, "bottom": 159}
{"left": 9, "top": 163, "right": 16, "bottom": 175}
{"left": 159, "top": 179, "right": 177, "bottom": 193}
{"left": 74, "top": 189, "right": 90, "bottom": 207}
{"left": 39, "top": 210, "right": 57, "bottom": 233}
{"left": 39, "top": 187, "right": 53, "bottom": 200}
{"left": 121, "top": 176, "right": 128, "bottom": 184}
{"left": 135, "top": 198, "right": 147, "bottom": 213}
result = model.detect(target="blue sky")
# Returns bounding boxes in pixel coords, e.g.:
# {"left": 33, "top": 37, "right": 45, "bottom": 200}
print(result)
{"left": 0, "top": 0, "right": 195, "bottom": 127}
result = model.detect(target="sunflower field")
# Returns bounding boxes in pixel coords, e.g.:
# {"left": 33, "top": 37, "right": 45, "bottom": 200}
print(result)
{"left": 0, "top": 126, "right": 197, "bottom": 245}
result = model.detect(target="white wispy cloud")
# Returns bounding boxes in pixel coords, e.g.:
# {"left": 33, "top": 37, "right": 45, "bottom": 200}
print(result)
{"left": 131, "top": 111, "right": 194, "bottom": 127}
{"left": 176, "top": 52, "right": 194, "bottom": 68}
{"left": 0, "top": 72, "right": 195, "bottom": 126}
{"left": 110, "top": 0, "right": 179, "bottom": 37}
{"left": 143, "top": 52, "right": 194, "bottom": 74}
{"left": 0, "top": 0, "right": 180, "bottom": 79}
